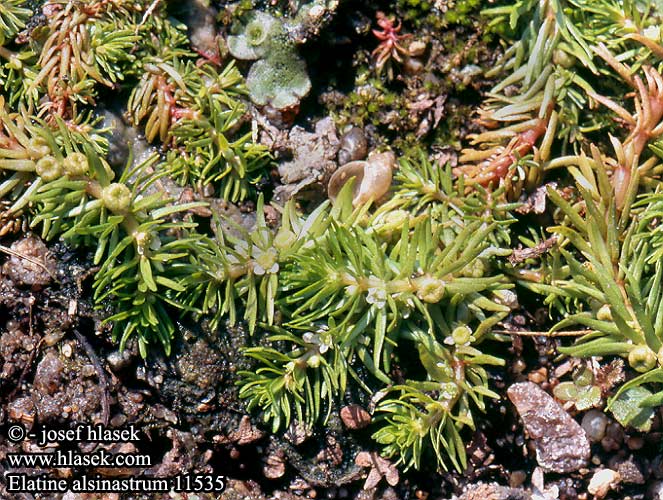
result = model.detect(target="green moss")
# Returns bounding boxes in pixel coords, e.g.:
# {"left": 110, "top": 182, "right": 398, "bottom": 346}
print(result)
{"left": 444, "top": 0, "right": 482, "bottom": 25}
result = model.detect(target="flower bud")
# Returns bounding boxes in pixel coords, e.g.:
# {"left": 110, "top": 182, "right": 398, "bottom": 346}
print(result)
{"left": 7, "top": 53, "right": 22, "bottom": 70}
{"left": 553, "top": 49, "right": 575, "bottom": 68}
{"left": 462, "top": 258, "right": 485, "bottom": 278}
{"left": 27, "top": 137, "right": 51, "bottom": 159}
{"left": 306, "top": 354, "right": 321, "bottom": 368}
{"left": 63, "top": 152, "right": 89, "bottom": 176}
{"left": 35, "top": 156, "right": 63, "bottom": 182}
{"left": 628, "top": 345, "right": 657, "bottom": 373}
{"left": 596, "top": 304, "right": 612, "bottom": 321}
{"left": 451, "top": 325, "right": 472, "bottom": 346}
{"left": 413, "top": 275, "right": 445, "bottom": 303}
{"left": 273, "top": 229, "right": 296, "bottom": 250}
{"left": 102, "top": 183, "right": 132, "bottom": 212}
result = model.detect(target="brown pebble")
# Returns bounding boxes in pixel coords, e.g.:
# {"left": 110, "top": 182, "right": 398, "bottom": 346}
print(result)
{"left": 8, "top": 397, "right": 36, "bottom": 427}
{"left": 627, "top": 436, "right": 644, "bottom": 450}
{"left": 512, "top": 358, "right": 527, "bottom": 374}
{"left": 110, "top": 414, "right": 127, "bottom": 427}
{"left": 340, "top": 404, "right": 371, "bottom": 430}
{"left": 34, "top": 352, "right": 64, "bottom": 395}
{"left": 509, "top": 470, "right": 527, "bottom": 488}
{"left": 601, "top": 436, "right": 619, "bottom": 452}
{"left": 2, "top": 235, "right": 56, "bottom": 288}
{"left": 611, "top": 455, "right": 645, "bottom": 484}
{"left": 404, "top": 56, "right": 424, "bottom": 75}
{"left": 528, "top": 367, "right": 548, "bottom": 384}
{"left": 507, "top": 381, "right": 590, "bottom": 473}
{"left": 263, "top": 450, "right": 286, "bottom": 479}
{"left": 127, "top": 392, "right": 144, "bottom": 403}
{"left": 607, "top": 422, "right": 624, "bottom": 440}
{"left": 81, "top": 364, "right": 96, "bottom": 378}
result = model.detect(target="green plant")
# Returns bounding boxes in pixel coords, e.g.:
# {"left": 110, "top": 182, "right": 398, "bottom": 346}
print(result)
{"left": 7, "top": 0, "right": 663, "bottom": 479}
{"left": 28, "top": 134, "right": 206, "bottom": 357}
{"left": 177, "top": 196, "right": 329, "bottom": 334}
{"left": 0, "top": 0, "right": 272, "bottom": 355}
{"left": 521, "top": 62, "right": 663, "bottom": 427}
{"left": 554, "top": 364, "right": 604, "bottom": 410}
{"left": 237, "top": 170, "right": 516, "bottom": 471}
{"left": 23, "top": 0, "right": 140, "bottom": 115}
{"left": 456, "top": 0, "right": 660, "bottom": 199}
{"left": 0, "top": 1, "right": 31, "bottom": 43}
{"left": 228, "top": 10, "right": 311, "bottom": 109}
{"left": 127, "top": 18, "right": 270, "bottom": 201}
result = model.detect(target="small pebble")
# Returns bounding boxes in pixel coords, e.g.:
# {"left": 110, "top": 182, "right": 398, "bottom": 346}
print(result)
{"left": 2, "top": 235, "right": 56, "bottom": 288}
{"left": 512, "top": 358, "right": 527, "bottom": 374}
{"left": 587, "top": 469, "right": 621, "bottom": 499}
{"left": 8, "top": 397, "right": 35, "bottom": 427}
{"left": 509, "top": 470, "right": 527, "bottom": 488}
{"left": 581, "top": 410, "right": 609, "bottom": 442}
{"left": 62, "top": 343, "right": 73, "bottom": 358}
{"left": 508, "top": 382, "right": 590, "bottom": 473}
{"left": 263, "top": 451, "right": 286, "bottom": 479}
{"left": 610, "top": 456, "right": 645, "bottom": 484}
{"left": 34, "top": 352, "right": 64, "bottom": 395}
{"left": 107, "top": 349, "right": 133, "bottom": 372}
{"left": 626, "top": 435, "right": 644, "bottom": 450}
{"left": 408, "top": 40, "right": 426, "bottom": 56}
{"left": 404, "top": 57, "right": 424, "bottom": 75}
{"left": 110, "top": 414, "right": 127, "bottom": 427}
{"left": 601, "top": 422, "right": 624, "bottom": 451}
{"left": 340, "top": 404, "right": 371, "bottom": 430}
{"left": 528, "top": 367, "right": 548, "bottom": 384}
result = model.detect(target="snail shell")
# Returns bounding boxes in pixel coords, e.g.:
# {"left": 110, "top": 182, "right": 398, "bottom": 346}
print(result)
{"left": 328, "top": 151, "right": 396, "bottom": 206}
{"left": 338, "top": 127, "right": 368, "bottom": 165}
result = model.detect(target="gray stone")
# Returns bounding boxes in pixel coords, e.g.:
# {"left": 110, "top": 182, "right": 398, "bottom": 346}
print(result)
{"left": 508, "top": 381, "right": 591, "bottom": 473}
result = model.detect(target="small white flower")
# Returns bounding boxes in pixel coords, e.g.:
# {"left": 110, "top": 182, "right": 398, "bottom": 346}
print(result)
{"left": 302, "top": 332, "right": 315, "bottom": 344}
{"left": 302, "top": 331, "right": 332, "bottom": 355}
{"left": 366, "top": 281, "right": 387, "bottom": 309}
{"left": 644, "top": 25, "right": 660, "bottom": 41}
{"left": 253, "top": 247, "right": 279, "bottom": 276}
